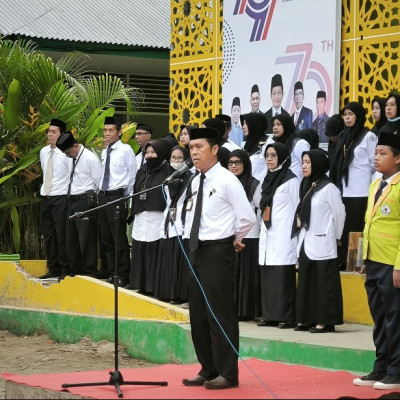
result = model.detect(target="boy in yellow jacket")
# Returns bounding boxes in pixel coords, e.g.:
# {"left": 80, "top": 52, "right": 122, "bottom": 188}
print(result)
{"left": 353, "top": 131, "right": 400, "bottom": 390}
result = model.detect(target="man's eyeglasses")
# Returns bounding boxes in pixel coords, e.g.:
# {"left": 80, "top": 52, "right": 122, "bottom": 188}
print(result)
{"left": 228, "top": 160, "right": 243, "bottom": 167}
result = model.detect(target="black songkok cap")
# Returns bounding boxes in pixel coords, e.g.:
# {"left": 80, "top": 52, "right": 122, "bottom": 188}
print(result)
{"left": 251, "top": 84, "right": 260, "bottom": 94}
{"left": 294, "top": 81, "right": 303, "bottom": 92}
{"left": 232, "top": 97, "right": 241, "bottom": 108}
{"left": 56, "top": 131, "right": 77, "bottom": 151}
{"left": 271, "top": 74, "right": 283, "bottom": 91}
{"left": 49, "top": 118, "right": 66, "bottom": 132}
{"left": 203, "top": 118, "right": 226, "bottom": 140}
{"left": 189, "top": 127, "right": 219, "bottom": 141}
{"left": 316, "top": 90, "right": 326, "bottom": 99}
{"left": 378, "top": 132, "right": 400, "bottom": 150}
{"left": 104, "top": 116, "right": 122, "bottom": 128}
{"left": 136, "top": 123, "right": 153, "bottom": 134}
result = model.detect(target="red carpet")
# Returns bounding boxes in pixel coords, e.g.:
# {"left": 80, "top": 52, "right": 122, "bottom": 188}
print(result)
{"left": 3, "top": 358, "right": 399, "bottom": 399}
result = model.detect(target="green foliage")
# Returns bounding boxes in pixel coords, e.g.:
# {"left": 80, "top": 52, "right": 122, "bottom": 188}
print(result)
{"left": 0, "top": 38, "right": 144, "bottom": 258}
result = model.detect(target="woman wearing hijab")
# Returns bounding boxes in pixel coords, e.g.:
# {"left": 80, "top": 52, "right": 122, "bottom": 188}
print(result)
{"left": 258, "top": 143, "right": 299, "bottom": 328}
{"left": 379, "top": 93, "right": 400, "bottom": 135}
{"left": 240, "top": 112, "right": 273, "bottom": 181}
{"left": 129, "top": 139, "right": 170, "bottom": 294}
{"left": 330, "top": 102, "right": 377, "bottom": 270}
{"left": 371, "top": 97, "right": 388, "bottom": 135}
{"left": 293, "top": 149, "right": 345, "bottom": 332}
{"left": 228, "top": 149, "right": 262, "bottom": 321}
{"left": 154, "top": 145, "right": 193, "bottom": 303}
{"left": 271, "top": 114, "right": 310, "bottom": 181}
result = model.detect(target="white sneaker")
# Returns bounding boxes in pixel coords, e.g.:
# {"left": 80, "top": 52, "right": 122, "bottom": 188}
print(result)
{"left": 373, "top": 375, "right": 400, "bottom": 390}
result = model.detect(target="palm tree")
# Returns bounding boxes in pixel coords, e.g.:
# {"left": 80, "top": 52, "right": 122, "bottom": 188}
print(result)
{"left": 0, "top": 38, "right": 143, "bottom": 258}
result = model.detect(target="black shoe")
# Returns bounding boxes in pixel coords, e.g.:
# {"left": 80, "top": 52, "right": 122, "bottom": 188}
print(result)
{"left": 353, "top": 370, "right": 386, "bottom": 386}
{"left": 373, "top": 374, "right": 400, "bottom": 389}
{"left": 182, "top": 375, "right": 211, "bottom": 386}
{"left": 203, "top": 375, "right": 238, "bottom": 390}
{"left": 309, "top": 324, "right": 335, "bottom": 333}
{"left": 257, "top": 320, "right": 278, "bottom": 327}
{"left": 38, "top": 271, "right": 59, "bottom": 279}
{"left": 294, "top": 323, "right": 314, "bottom": 331}
{"left": 278, "top": 321, "right": 297, "bottom": 329}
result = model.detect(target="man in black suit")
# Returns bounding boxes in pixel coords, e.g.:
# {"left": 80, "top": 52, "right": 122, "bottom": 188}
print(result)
{"left": 312, "top": 90, "right": 330, "bottom": 144}
{"left": 265, "top": 74, "right": 289, "bottom": 135}
{"left": 291, "top": 81, "right": 313, "bottom": 131}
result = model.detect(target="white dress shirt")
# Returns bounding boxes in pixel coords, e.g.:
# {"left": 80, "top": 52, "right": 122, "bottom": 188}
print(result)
{"left": 245, "top": 182, "right": 262, "bottom": 239}
{"left": 40, "top": 145, "right": 70, "bottom": 196}
{"left": 70, "top": 146, "right": 102, "bottom": 195}
{"left": 248, "top": 136, "right": 275, "bottom": 182}
{"left": 131, "top": 211, "right": 164, "bottom": 242}
{"left": 342, "top": 130, "right": 377, "bottom": 197}
{"left": 259, "top": 178, "right": 299, "bottom": 266}
{"left": 297, "top": 183, "right": 346, "bottom": 260}
{"left": 100, "top": 140, "right": 137, "bottom": 196}
{"left": 183, "top": 162, "right": 256, "bottom": 241}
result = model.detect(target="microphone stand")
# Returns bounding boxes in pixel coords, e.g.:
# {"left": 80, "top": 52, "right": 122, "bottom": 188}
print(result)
{"left": 61, "top": 179, "right": 181, "bottom": 398}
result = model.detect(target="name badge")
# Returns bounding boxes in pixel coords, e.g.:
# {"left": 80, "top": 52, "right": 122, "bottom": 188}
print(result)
{"left": 186, "top": 198, "right": 193, "bottom": 211}
{"left": 381, "top": 205, "right": 391, "bottom": 216}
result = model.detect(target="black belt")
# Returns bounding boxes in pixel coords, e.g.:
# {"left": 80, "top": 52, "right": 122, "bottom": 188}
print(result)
{"left": 198, "top": 236, "right": 234, "bottom": 247}
{"left": 68, "top": 194, "right": 87, "bottom": 201}
{"left": 99, "top": 188, "right": 124, "bottom": 196}
{"left": 40, "top": 194, "right": 66, "bottom": 199}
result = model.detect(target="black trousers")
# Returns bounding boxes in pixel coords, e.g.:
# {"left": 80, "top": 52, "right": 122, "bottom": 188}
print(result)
{"left": 98, "top": 192, "right": 130, "bottom": 280}
{"left": 365, "top": 260, "right": 400, "bottom": 376}
{"left": 40, "top": 195, "right": 68, "bottom": 275}
{"left": 67, "top": 197, "right": 98, "bottom": 276}
{"left": 188, "top": 241, "right": 239, "bottom": 385}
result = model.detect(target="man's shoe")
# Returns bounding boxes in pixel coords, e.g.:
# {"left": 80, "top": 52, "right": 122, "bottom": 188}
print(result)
{"left": 182, "top": 375, "right": 210, "bottom": 386}
{"left": 278, "top": 321, "right": 297, "bottom": 329}
{"left": 353, "top": 371, "right": 386, "bottom": 386}
{"left": 257, "top": 320, "right": 278, "bottom": 327}
{"left": 373, "top": 374, "right": 400, "bottom": 390}
{"left": 203, "top": 375, "right": 238, "bottom": 390}
{"left": 38, "top": 271, "right": 59, "bottom": 280}
{"left": 106, "top": 276, "right": 114, "bottom": 284}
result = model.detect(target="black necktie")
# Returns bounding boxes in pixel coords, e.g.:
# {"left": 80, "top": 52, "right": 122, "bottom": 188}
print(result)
{"left": 102, "top": 146, "right": 113, "bottom": 190}
{"left": 67, "top": 158, "right": 77, "bottom": 198}
{"left": 374, "top": 180, "right": 387, "bottom": 204}
{"left": 189, "top": 173, "right": 205, "bottom": 252}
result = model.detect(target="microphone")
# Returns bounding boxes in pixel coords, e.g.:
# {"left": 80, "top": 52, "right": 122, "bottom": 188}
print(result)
{"left": 164, "top": 160, "right": 193, "bottom": 183}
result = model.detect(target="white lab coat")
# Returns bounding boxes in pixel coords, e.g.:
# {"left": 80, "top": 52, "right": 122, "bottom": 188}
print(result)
{"left": 297, "top": 183, "right": 345, "bottom": 260}
{"left": 259, "top": 177, "right": 299, "bottom": 266}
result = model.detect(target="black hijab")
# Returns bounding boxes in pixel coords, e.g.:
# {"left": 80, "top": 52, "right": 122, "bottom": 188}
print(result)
{"left": 371, "top": 97, "right": 388, "bottom": 135}
{"left": 229, "top": 149, "right": 259, "bottom": 201}
{"left": 167, "top": 146, "right": 191, "bottom": 200}
{"left": 379, "top": 94, "right": 400, "bottom": 135}
{"left": 330, "top": 101, "right": 368, "bottom": 189}
{"left": 260, "top": 143, "right": 296, "bottom": 228}
{"left": 271, "top": 114, "right": 297, "bottom": 151}
{"left": 292, "top": 149, "right": 331, "bottom": 237}
{"left": 218, "top": 146, "right": 231, "bottom": 169}
{"left": 143, "top": 140, "right": 166, "bottom": 172}
{"left": 241, "top": 113, "right": 268, "bottom": 155}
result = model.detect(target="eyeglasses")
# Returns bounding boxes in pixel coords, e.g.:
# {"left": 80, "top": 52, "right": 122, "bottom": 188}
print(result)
{"left": 228, "top": 160, "right": 243, "bottom": 167}
{"left": 171, "top": 156, "right": 184, "bottom": 162}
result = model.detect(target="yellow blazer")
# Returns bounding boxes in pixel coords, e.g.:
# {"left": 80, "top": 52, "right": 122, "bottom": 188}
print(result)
{"left": 363, "top": 174, "right": 400, "bottom": 270}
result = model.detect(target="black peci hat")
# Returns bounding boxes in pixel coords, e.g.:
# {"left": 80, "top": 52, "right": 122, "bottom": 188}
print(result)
{"left": 316, "top": 90, "right": 326, "bottom": 99}
{"left": 232, "top": 97, "right": 241, "bottom": 108}
{"left": 189, "top": 127, "right": 219, "bottom": 141}
{"left": 294, "top": 81, "right": 303, "bottom": 92}
{"left": 56, "top": 131, "right": 77, "bottom": 151}
{"left": 377, "top": 132, "right": 400, "bottom": 150}
{"left": 136, "top": 123, "right": 153, "bottom": 134}
{"left": 251, "top": 84, "right": 260, "bottom": 94}
{"left": 271, "top": 74, "right": 283, "bottom": 91}
{"left": 104, "top": 116, "right": 122, "bottom": 128}
{"left": 49, "top": 118, "right": 66, "bottom": 132}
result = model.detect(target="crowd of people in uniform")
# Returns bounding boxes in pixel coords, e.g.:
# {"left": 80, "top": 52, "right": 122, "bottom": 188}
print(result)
{"left": 36, "top": 91, "right": 400, "bottom": 390}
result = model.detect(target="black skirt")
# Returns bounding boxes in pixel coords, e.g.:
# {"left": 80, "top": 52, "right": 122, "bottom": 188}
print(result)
{"left": 338, "top": 196, "right": 368, "bottom": 265}
{"left": 296, "top": 246, "right": 343, "bottom": 325}
{"left": 260, "top": 264, "right": 296, "bottom": 322}
{"left": 235, "top": 238, "right": 261, "bottom": 319}
{"left": 130, "top": 239, "right": 161, "bottom": 294}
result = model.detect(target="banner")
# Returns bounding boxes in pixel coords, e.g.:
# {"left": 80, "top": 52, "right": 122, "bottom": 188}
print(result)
{"left": 222, "top": 0, "right": 341, "bottom": 145}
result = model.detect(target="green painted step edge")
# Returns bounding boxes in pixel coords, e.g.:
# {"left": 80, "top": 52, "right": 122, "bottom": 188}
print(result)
{"left": 0, "top": 254, "right": 20, "bottom": 261}
{"left": 0, "top": 307, "right": 375, "bottom": 373}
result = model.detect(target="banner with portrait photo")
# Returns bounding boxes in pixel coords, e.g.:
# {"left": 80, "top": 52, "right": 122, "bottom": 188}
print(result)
{"left": 222, "top": 0, "right": 341, "bottom": 146}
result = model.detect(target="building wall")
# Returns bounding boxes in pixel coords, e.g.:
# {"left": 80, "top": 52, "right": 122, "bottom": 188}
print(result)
{"left": 170, "top": 0, "right": 400, "bottom": 133}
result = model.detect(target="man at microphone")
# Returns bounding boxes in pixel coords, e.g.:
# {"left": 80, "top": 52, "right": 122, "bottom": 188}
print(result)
{"left": 182, "top": 127, "right": 256, "bottom": 389}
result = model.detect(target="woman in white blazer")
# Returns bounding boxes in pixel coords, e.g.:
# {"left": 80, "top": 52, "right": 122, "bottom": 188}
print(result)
{"left": 258, "top": 143, "right": 299, "bottom": 329}
{"left": 293, "top": 149, "right": 345, "bottom": 333}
